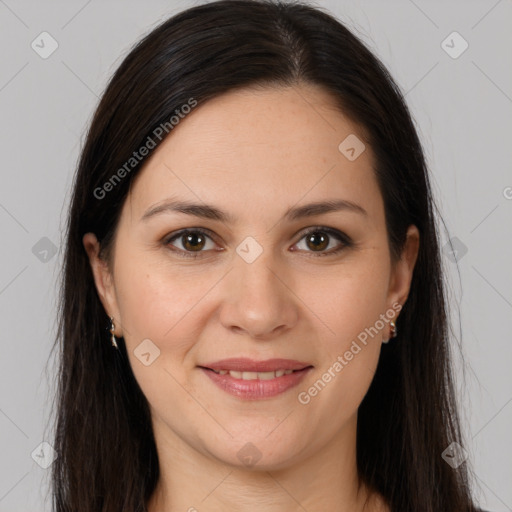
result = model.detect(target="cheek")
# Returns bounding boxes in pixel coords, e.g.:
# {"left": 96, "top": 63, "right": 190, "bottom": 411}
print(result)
{"left": 295, "top": 304, "right": 385, "bottom": 440}
{"left": 114, "top": 262, "right": 210, "bottom": 415}
{"left": 114, "top": 255, "right": 226, "bottom": 378}
{"left": 302, "top": 253, "right": 390, "bottom": 351}
{"left": 115, "top": 244, "right": 209, "bottom": 332}
{"left": 295, "top": 253, "right": 388, "bottom": 412}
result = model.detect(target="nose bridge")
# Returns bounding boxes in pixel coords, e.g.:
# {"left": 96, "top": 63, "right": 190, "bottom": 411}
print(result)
{"left": 219, "top": 244, "right": 298, "bottom": 337}
{"left": 232, "top": 239, "right": 283, "bottom": 302}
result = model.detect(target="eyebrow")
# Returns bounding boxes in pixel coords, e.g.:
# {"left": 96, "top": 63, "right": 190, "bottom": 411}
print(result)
{"left": 140, "top": 197, "right": 368, "bottom": 223}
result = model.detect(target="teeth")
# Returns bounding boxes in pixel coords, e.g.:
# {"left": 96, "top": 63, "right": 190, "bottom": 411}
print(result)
{"left": 211, "top": 368, "right": 297, "bottom": 379}
{"left": 258, "top": 371, "right": 276, "bottom": 380}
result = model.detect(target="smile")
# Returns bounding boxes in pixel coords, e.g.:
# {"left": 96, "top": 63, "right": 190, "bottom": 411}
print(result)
{"left": 209, "top": 369, "right": 297, "bottom": 379}
{"left": 199, "top": 364, "right": 313, "bottom": 400}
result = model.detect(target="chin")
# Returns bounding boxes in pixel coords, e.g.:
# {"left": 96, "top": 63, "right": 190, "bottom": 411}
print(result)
{"left": 206, "top": 433, "right": 309, "bottom": 472}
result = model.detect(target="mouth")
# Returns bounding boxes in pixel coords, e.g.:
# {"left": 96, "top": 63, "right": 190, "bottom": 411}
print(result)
{"left": 198, "top": 358, "right": 314, "bottom": 400}
{"left": 199, "top": 357, "right": 312, "bottom": 373}
{"left": 200, "top": 367, "right": 310, "bottom": 380}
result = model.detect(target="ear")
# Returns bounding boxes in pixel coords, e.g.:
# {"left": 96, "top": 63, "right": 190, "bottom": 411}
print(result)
{"left": 386, "top": 224, "right": 420, "bottom": 315}
{"left": 82, "top": 232, "right": 123, "bottom": 337}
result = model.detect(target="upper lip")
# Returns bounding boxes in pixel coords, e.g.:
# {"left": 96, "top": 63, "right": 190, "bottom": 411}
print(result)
{"left": 200, "top": 358, "right": 312, "bottom": 372}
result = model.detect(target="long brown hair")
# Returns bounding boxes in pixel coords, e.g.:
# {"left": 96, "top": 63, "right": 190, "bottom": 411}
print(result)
{"left": 47, "top": 1, "right": 480, "bottom": 510}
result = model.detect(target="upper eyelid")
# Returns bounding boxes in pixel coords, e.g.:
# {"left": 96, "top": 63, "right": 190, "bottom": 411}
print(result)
{"left": 165, "top": 226, "right": 348, "bottom": 250}
{"left": 165, "top": 227, "right": 219, "bottom": 244}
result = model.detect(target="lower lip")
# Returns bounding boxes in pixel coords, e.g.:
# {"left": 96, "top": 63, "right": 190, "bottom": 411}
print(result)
{"left": 200, "top": 367, "right": 313, "bottom": 400}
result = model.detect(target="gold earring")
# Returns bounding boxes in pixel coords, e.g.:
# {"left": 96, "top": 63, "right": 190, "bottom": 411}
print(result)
{"left": 109, "top": 316, "right": 119, "bottom": 350}
{"left": 390, "top": 320, "right": 397, "bottom": 338}
{"left": 382, "top": 319, "right": 398, "bottom": 344}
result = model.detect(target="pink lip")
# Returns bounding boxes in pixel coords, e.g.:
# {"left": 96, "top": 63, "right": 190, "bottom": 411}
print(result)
{"left": 200, "top": 358, "right": 311, "bottom": 372}
{"left": 199, "top": 365, "right": 313, "bottom": 400}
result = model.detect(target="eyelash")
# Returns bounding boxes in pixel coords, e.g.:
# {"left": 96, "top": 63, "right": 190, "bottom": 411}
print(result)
{"left": 163, "top": 226, "right": 353, "bottom": 259}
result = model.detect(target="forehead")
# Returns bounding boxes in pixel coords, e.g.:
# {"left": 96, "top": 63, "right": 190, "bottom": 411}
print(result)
{"left": 124, "top": 84, "right": 382, "bottom": 225}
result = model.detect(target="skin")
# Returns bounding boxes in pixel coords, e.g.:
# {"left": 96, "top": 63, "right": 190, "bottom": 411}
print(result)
{"left": 84, "top": 83, "right": 419, "bottom": 512}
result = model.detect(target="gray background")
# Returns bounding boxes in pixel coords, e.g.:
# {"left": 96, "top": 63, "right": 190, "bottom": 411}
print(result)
{"left": 0, "top": 0, "right": 511, "bottom": 510}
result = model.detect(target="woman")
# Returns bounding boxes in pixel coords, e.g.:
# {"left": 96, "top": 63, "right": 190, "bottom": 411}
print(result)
{"left": 49, "top": 0, "right": 487, "bottom": 510}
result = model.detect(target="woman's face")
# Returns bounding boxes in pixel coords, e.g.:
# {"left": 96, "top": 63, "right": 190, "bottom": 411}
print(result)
{"left": 84, "top": 84, "right": 419, "bottom": 471}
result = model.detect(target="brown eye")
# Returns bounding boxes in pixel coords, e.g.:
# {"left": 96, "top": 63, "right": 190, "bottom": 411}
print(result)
{"left": 182, "top": 232, "right": 206, "bottom": 251}
{"left": 166, "top": 229, "right": 217, "bottom": 257}
{"left": 293, "top": 227, "right": 351, "bottom": 256}
{"left": 305, "top": 232, "right": 329, "bottom": 251}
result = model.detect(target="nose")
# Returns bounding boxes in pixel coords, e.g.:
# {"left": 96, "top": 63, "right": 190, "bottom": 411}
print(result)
{"left": 218, "top": 252, "right": 299, "bottom": 340}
